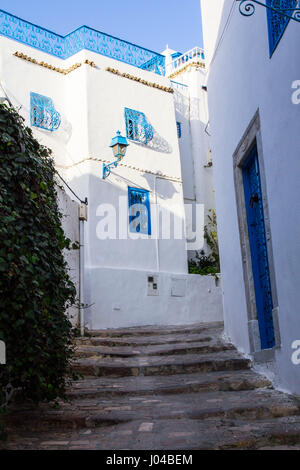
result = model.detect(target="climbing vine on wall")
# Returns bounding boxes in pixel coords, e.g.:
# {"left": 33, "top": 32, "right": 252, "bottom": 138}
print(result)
{"left": 0, "top": 104, "right": 77, "bottom": 415}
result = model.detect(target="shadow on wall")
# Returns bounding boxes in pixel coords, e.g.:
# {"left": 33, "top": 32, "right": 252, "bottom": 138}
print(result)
{"left": 142, "top": 172, "right": 179, "bottom": 200}
{"left": 130, "top": 126, "right": 172, "bottom": 154}
{"left": 174, "top": 88, "right": 206, "bottom": 124}
{"left": 29, "top": 110, "right": 73, "bottom": 145}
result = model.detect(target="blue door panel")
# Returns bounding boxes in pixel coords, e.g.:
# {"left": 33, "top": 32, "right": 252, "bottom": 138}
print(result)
{"left": 242, "top": 144, "right": 275, "bottom": 349}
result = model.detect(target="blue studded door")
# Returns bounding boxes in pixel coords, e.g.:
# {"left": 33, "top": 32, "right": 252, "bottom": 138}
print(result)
{"left": 242, "top": 144, "right": 275, "bottom": 349}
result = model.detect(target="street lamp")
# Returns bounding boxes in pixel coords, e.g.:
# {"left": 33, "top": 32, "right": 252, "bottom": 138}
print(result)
{"left": 102, "top": 130, "right": 129, "bottom": 179}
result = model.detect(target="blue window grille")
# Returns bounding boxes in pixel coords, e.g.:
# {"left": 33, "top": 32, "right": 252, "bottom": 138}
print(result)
{"left": 176, "top": 122, "right": 182, "bottom": 138}
{"left": 266, "top": 0, "right": 297, "bottom": 55}
{"left": 128, "top": 187, "right": 151, "bottom": 235}
{"left": 30, "top": 92, "right": 61, "bottom": 131}
{"left": 124, "top": 108, "right": 153, "bottom": 144}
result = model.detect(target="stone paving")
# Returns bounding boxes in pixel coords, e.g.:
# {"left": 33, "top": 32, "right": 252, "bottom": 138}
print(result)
{"left": 2, "top": 321, "right": 300, "bottom": 450}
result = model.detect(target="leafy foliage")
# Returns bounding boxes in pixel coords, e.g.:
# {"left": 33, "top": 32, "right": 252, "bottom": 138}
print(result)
{"left": 189, "top": 210, "right": 220, "bottom": 276}
{"left": 0, "top": 104, "right": 77, "bottom": 408}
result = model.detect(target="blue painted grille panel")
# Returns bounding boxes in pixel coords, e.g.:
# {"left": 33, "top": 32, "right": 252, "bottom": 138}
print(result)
{"left": 242, "top": 144, "right": 275, "bottom": 349}
{"left": 30, "top": 92, "right": 61, "bottom": 131}
{"left": 266, "top": 0, "right": 297, "bottom": 55}
{"left": 0, "top": 9, "right": 165, "bottom": 75}
{"left": 124, "top": 108, "right": 153, "bottom": 144}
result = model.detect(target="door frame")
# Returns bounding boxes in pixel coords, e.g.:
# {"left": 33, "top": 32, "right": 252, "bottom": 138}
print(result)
{"left": 233, "top": 110, "right": 281, "bottom": 357}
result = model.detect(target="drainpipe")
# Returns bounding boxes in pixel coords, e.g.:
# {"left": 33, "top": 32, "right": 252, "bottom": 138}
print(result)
{"left": 78, "top": 200, "right": 88, "bottom": 336}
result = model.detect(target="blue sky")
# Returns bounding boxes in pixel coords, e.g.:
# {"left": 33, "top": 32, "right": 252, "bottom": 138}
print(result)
{"left": 0, "top": 0, "right": 203, "bottom": 53}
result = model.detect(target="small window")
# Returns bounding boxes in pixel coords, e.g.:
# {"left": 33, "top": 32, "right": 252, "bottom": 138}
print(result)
{"left": 176, "top": 121, "right": 182, "bottom": 138}
{"left": 124, "top": 108, "right": 153, "bottom": 144}
{"left": 128, "top": 187, "right": 151, "bottom": 235}
{"left": 266, "top": 0, "right": 297, "bottom": 56}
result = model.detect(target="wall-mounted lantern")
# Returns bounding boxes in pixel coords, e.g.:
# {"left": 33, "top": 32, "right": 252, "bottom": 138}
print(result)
{"left": 102, "top": 131, "right": 129, "bottom": 179}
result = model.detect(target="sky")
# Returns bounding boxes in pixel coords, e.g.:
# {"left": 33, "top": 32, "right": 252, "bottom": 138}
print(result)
{"left": 0, "top": 0, "right": 204, "bottom": 54}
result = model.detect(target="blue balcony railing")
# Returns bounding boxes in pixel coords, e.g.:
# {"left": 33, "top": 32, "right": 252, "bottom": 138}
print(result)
{"left": 0, "top": 9, "right": 165, "bottom": 75}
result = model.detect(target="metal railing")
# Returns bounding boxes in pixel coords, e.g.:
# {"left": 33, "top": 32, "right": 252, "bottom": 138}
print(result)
{"left": 167, "top": 47, "right": 205, "bottom": 75}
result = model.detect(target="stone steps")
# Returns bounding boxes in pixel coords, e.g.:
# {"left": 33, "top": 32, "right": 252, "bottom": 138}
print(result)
{"left": 6, "top": 388, "right": 299, "bottom": 433}
{"left": 84, "top": 322, "right": 223, "bottom": 338}
{"left": 67, "top": 369, "right": 272, "bottom": 399}
{"left": 72, "top": 351, "right": 251, "bottom": 377}
{"left": 78, "top": 332, "right": 214, "bottom": 347}
{"left": 3, "top": 321, "right": 300, "bottom": 449}
{"left": 5, "top": 415, "right": 300, "bottom": 450}
{"left": 74, "top": 340, "right": 235, "bottom": 358}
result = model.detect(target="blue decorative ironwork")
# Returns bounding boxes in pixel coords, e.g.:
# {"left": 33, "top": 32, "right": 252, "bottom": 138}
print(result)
{"left": 128, "top": 187, "right": 151, "bottom": 235}
{"left": 242, "top": 144, "right": 275, "bottom": 349}
{"left": 176, "top": 122, "right": 182, "bottom": 138}
{"left": 0, "top": 9, "right": 165, "bottom": 75}
{"left": 266, "top": 0, "right": 298, "bottom": 54}
{"left": 140, "top": 54, "right": 165, "bottom": 76}
{"left": 236, "top": 0, "right": 300, "bottom": 22}
{"left": 124, "top": 108, "right": 154, "bottom": 144}
{"left": 102, "top": 131, "right": 129, "bottom": 179}
{"left": 30, "top": 92, "right": 61, "bottom": 131}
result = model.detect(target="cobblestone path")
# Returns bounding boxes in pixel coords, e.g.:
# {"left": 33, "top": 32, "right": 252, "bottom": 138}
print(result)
{"left": 2, "top": 322, "right": 300, "bottom": 450}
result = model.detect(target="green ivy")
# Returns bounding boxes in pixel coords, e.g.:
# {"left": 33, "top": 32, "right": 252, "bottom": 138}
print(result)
{"left": 0, "top": 104, "right": 77, "bottom": 410}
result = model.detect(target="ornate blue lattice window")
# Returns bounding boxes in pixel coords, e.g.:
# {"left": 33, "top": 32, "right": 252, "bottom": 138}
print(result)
{"left": 128, "top": 187, "right": 151, "bottom": 235}
{"left": 124, "top": 108, "right": 153, "bottom": 144}
{"left": 266, "top": 0, "right": 297, "bottom": 55}
{"left": 176, "top": 122, "right": 182, "bottom": 138}
{"left": 30, "top": 92, "right": 61, "bottom": 131}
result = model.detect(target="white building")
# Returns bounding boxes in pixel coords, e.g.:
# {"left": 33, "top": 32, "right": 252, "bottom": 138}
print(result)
{"left": 163, "top": 46, "right": 216, "bottom": 260}
{"left": 0, "top": 9, "right": 223, "bottom": 330}
{"left": 201, "top": 0, "right": 300, "bottom": 394}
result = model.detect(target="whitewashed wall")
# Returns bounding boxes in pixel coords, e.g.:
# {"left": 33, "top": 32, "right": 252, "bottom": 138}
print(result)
{"left": 57, "top": 188, "right": 80, "bottom": 327}
{"left": 85, "top": 268, "right": 223, "bottom": 329}
{"left": 0, "top": 32, "right": 224, "bottom": 329}
{"left": 201, "top": 0, "right": 300, "bottom": 393}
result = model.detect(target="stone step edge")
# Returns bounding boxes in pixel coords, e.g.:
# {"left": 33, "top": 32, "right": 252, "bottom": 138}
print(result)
{"left": 72, "top": 357, "right": 252, "bottom": 378}
{"left": 85, "top": 323, "right": 224, "bottom": 338}
{"left": 5, "top": 401, "right": 300, "bottom": 432}
{"left": 67, "top": 375, "right": 271, "bottom": 398}
{"left": 77, "top": 336, "right": 214, "bottom": 347}
{"left": 74, "top": 342, "right": 235, "bottom": 359}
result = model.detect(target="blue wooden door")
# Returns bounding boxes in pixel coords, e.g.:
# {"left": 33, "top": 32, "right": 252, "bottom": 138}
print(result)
{"left": 242, "top": 144, "right": 275, "bottom": 349}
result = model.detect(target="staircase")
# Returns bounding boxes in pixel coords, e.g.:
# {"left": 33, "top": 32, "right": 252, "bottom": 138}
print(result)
{"left": 3, "top": 322, "right": 300, "bottom": 450}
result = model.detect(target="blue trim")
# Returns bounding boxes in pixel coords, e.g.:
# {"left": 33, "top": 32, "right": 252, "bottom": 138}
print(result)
{"left": 171, "top": 52, "right": 182, "bottom": 59}
{"left": 170, "top": 80, "right": 188, "bottom": 88}
{"left": 242, "top": 143, "right": 275, "bottom": 349}
{"left": 0, "top": 8, "right": 165, "bottom": 75}
{"left": 176, "top": 122, "right": 182, "bottom": 138}
{"left": 128, "top": 187, "right": 151, "bottom": 235}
